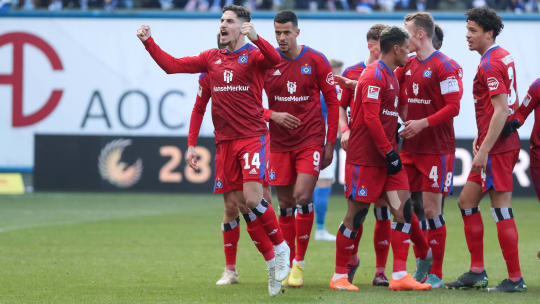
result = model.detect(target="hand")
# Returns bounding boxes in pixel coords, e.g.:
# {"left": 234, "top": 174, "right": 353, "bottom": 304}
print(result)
{"left": 385, "top": 150, "right": 402, "bottom": 175}
{"left": 399, "top": 118, "right": 428, "bottom": 139}
{"left": 340, "top": 130, "right": 350, "bottom": 151}
{"left": 334, "top": 75, "right": 358, "bottom": 90}
{"left": 501, "top": 119, "right": 521, "bottom": 138}
{"left": 471, "top": 149, "right": 487, "bottom": 173}
{"left": 472, "top": 137, "right": 479, "bottom": 156}
{"left": 136, "top": 25, "right": 152, "bottom": 42}
{"left": 186, "top": 146, "right": 199, "bottom": 170}
{"left": 241, "top": 22, "right": 258, "bottom": 41}
{"left": 270, "top": 112, "right": 301, "bottom": 129}
{"left": 321, "top": 142, "right": 335, "bottom": 170}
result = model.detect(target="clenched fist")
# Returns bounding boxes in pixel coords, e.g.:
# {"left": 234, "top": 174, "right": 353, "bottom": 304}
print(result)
{"left": 240, "top": 22, "right": 258, "bottom": 41}
{"left": 136, "top": 25, "right": 151, "bottom": 42}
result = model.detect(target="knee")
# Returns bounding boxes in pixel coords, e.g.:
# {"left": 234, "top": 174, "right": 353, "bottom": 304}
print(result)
{"left": 423, "top": 204, "right": 438, "bottom": 218}
{"left": 294, "top": 192, "right": 312, "bottom": 206}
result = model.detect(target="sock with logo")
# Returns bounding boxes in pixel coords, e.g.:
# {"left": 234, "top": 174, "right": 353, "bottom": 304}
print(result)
{"left": 279, "top": 207, "right": 296, "bottom": 266}
{"left": 243, "top": 212, "right": 274, "bottom": 261}
{"left": 391, "top": 222, "right": 411, "bottom": 273}
{"left": 295, "top": 202, "right": 314, "bottom": 262}
{"left": 251, "top": 199, "right": 284, "bottom": 245}
{"left": 492, "top": 208, "right": 522, "bottom": 281}
{"left": 427, "top": 214, "right": 446, "bottom": 279}
{"left": 349, "top": 224, "right": 363, "bottom": 265}
{"left": 373, "top": 207, "right": 391, "bottom": 271}
{"left": 222, "top": 217, "right": 240, "bottom": 271}
{"left": 335, "top": 222, "right": 358, "bottom": 274}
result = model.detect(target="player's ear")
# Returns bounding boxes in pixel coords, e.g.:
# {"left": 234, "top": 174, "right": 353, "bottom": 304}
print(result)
{"left": 296, "top": 28, "right": 300, "bottom": 37}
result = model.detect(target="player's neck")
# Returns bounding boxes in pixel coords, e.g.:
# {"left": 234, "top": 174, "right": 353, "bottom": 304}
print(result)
{"left": 415, "top": 42, "right": 436, "bottom": 61}
{"left": 366, "top": 54, "right": 378, "bottom": 65}
{"left": 379, "top": 57, "right": 396, "bottom": 73}
{"left": 282, "top": 44, "right": 302, "bottom": 59}
{"left": 478, "top": 42, "right": 496, "bottom": 56}
{"left": 227, "top": 37, "right": 247, "bottom": 52}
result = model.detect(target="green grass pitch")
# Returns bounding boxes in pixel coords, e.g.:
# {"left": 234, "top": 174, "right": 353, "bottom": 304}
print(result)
{"left": 0, "top": 193, "right": 538, "bottom": 303}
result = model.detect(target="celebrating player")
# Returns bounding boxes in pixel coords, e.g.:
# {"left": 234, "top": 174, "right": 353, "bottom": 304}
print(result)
{"left": 501, "top": 78, "right": 540, "bottom": 202}
{"left": 446, "top": 7, "right": 526, "bottom": 292}
{"left": 264, "top": 10, "right": 339, "bottom": 288}
{"left": 330, "top": 26, "right": 431, "bottom": 292}
{"left": 137, "top": 5, "right": 291, "bottom": 296}
{"left": 337, "top": 24, "right": 394, "bottom": 287}
{"left": 397, "top": 12, "right": 463, "bottom": 288}
{"left": 187, "top": 35, "right": 300, "bottom": 286}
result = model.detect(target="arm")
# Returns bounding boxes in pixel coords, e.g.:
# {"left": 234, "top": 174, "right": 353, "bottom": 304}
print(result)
{"left": 502, "top": 86, "right": 538, "bottom": 138}
{"left": 137, "top": 26, "right": 207, "bottom": 74}
{"left": 244, "top": 23, "right": 280, "bottom": 69}
{"left": 472, "top": 93, "right": 509, "bottom": 172}
{"left": 264, "top": 109, "right": 301, "bottom": 129}
{"left": 339, "top": 106, "right": 350, "bottom": 151}
{"left": 186, "top": 77, "right": 211, "bottom": 169}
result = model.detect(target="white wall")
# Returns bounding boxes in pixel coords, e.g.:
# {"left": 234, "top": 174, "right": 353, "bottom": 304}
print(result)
{"left": 1, "top": 17, "right": 539, "bottom": 168}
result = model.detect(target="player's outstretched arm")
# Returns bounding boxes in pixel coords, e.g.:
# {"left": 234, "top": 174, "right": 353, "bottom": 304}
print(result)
{"left": 472, "top": 93, "right": 509, "bottom": 172}
{"left": 138, "top": 25, "right": 207, "bottom": 74}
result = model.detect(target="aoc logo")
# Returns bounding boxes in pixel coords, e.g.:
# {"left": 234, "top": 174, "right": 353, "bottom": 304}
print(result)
{"left": 98, "top": 139, "right": 143, "bottom": 188}
{"left": 0, "top": 32, "right": 63, "bottom": 127}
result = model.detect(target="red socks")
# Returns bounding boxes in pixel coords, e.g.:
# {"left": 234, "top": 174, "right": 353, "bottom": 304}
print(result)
{"left": 410, "top": 213, "right": 429, "bottom": 260}
{"left": 295, "top": 203, "right": 314, "bottom": 262}
{"left": 461, "top": 207, "right": 484, "bottom": 272}
{"left": 279, "top": 207, "right": 296, "bottom": 265}
{"left": 335, "top": 223, "right": 358, "bottom": 274}
{"left": 427, "top": 215, "right": 446, "bottom": 279}
{"left": 373, "top": 207, "right": 391, "bottom": 270}
{"left": 243, "top": 212, "right": 274, "bottom": 261}
{"left": 391, "top": 222, "right": 411, "bottom": 273}
{"left": 492, "top": 208, "right": 522, "bottom": 280}
{"left": 252, "top": 200, "right": 284, "bottom": 245}
{"left": 222, "top": 218, "right": 240, "bottom": 270}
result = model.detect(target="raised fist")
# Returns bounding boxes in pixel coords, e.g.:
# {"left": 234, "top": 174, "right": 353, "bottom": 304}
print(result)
{"left": 240, "top": 22, "right": 258, "bottom": 41}
{"left": 136, "top": 25, "right": 151, "bottom": 42}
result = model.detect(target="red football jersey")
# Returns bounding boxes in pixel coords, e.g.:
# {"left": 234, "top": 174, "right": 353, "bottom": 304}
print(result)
{"left": 264, "top": 46, "right": 339, "bottom": 152}
{"left": 398, "top": 51, "right": 463, "bottom": 154}
{"left": 473, "top": 45, "right": 520, "bottom": 154}
{"left": 516, "top": 78, "right": 540, "bottom": 165}
{"left": 340, "top": 61, "right": 366, "bottom": 108}
{"left": 143, "top": 36, "right": 281, "bottom": 142}
{"left": 348, "top": 60, "right": 400, "bottom": 167}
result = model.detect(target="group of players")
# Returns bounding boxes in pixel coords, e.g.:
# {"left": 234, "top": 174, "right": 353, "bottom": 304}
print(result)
{"left": 137, "top": 5, "right": 538, "bottom": 296}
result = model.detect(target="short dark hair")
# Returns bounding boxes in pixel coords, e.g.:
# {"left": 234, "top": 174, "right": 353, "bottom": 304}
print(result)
{"left": 466, "top": 7, "right": 504, "bottom": 39}
{"left": 380, "top": 26, "right": 410, "bottom": 54}
{"left": 222, "top": 5, "right": 251, "bottom": 23}
{"left": 274, "top": 10, "right": 298, "bottom": 27}
{"left": 366, "top": 24, "right": 387, "bottom": 41}
{"left": 432, "top": 24, "right": 443, "bottom": 50}
{"left": 404, "top": 12, "right": 434, "bottom": 38}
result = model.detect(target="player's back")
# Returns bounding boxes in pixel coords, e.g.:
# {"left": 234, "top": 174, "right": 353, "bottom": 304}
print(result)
{"left": 400, "top": 51, "right": 462, "bottom": 154}
{"left": 348, "top": 60, "right": 399, "bottom": 167}
{"left": 204, "top": 45, "right": 268, "bottom": 142}
{"left": 264, "top": 46, "right": 330, "bottom": 152}
{"left": 473, "top": 45, "right": 520, "bottom": 154}
{"left": 519, "top": 79, "right": 540, "bottom": 154}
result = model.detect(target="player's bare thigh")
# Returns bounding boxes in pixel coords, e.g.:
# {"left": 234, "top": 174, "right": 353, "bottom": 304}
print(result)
{"left": 422, "top": 192, "right": 443, "bottom": 218}
{"left": 223, "top": 191, "right": 245, "bottom": 222}
{"left": 293, "top": 173, "right": 318, "bottom": 206}
{"left": 343, "top": 197, "right": 370, "bottom": 229}
{"left": 487, "top": 190, "right": 512, "bottom": 208}
{"left": 243, "top": 181, "right": 264, "bottom": 208}
{"left": 458, "top": 181, "right": 485, "bottom": 209}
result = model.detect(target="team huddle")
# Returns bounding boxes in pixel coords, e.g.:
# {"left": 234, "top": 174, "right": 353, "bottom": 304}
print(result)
{"left": 137, "top": 5, "right": 538, "bottom": 296}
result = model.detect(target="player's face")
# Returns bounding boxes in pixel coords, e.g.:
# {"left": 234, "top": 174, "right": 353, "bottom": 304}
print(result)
{"left": 220, "top": 11, "right": 242, "bottom": 46}
{"left": 404, "top": 21, "right": 420, "bottom": 53}
{"left": 274, "top": 21, "right": 299, "bottom": 54}
{"left": 395, "top": 39, "right": 410, "bottom": 67}
{"left": 367, "top": 39, "right": 381, "bottom": 59}
{"left": 466, "top": 20, "right": 491, "bottom": 53}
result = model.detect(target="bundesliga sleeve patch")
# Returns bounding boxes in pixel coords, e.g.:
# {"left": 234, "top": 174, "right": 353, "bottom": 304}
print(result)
{"left": 326, "top": 72, "right": 335, "bottom": 85}
{"left": 440, "top": 77, "right": 459, "bottom": 95}
{"left": 523, "top": 93, "right": 532, "bottom": 107}
{"left": 487, "top": 77, "right": 500, "bottom": 91}
{"left": 197, "top": 86, "right": 203, "bottom": 97}
{"left": 367, "top": 85, "right": 381, "bottom": 100}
